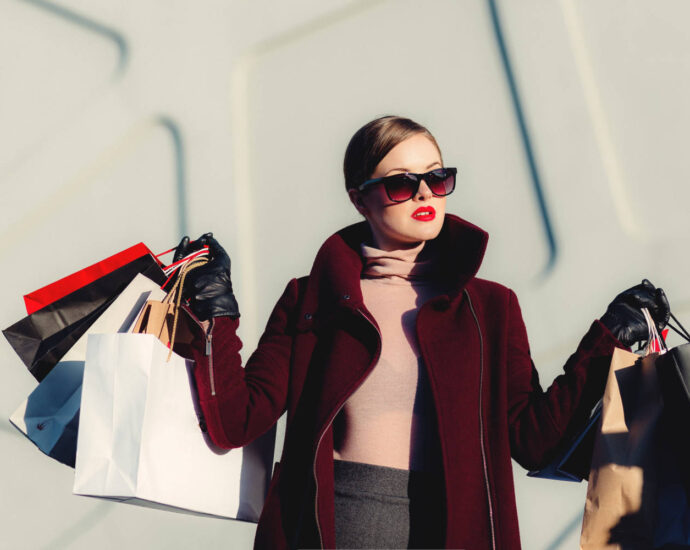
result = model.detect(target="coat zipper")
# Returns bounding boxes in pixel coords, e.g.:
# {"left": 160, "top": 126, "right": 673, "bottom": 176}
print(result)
{"left": 205, "top": 318, "right": 216, "bottom": 396}
{"left": 183, "top": 307, "right": 217, "bottom": 397}
{"left": 464, "top": 290, "right": 496, "bottom": 550}
{"left": 312, "top": 307, "right": 381, "bottom": 549}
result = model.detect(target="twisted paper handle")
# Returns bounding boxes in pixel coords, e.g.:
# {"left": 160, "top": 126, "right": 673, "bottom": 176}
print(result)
{"left": 163, "top": 257, "right": 208, "bottom": 361}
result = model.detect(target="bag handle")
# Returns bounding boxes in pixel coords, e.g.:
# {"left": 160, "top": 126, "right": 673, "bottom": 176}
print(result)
{"left": 162, "top": 257, "right": 208, "bottom": 361}
{"left": 667, "top": 311, "right": 690, "bottom": 343}
{"left": 638, "top": 279, "right": 690, "bottom": 345}
{"left": 160, "top": 248, "right": 210, "bottom": 289}
{"left": 642, "top": 307, "right": 667, "bottom": 354}
{"left": 155, "top": 242, "right": 208, "bottom": 264}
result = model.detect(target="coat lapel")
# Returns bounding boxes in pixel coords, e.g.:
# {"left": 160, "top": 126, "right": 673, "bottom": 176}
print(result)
{"left": 300, "top": 214, "right": 490, "bottom": 437}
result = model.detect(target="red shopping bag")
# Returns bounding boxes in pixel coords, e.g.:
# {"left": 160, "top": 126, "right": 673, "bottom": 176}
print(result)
{"left": 23, "top": 243, "right": 157, "bottom": 314}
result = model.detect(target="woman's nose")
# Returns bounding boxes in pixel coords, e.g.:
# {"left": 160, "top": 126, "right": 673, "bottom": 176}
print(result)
{"left": 415, "top": 179, "right": 434, "bottom": 200}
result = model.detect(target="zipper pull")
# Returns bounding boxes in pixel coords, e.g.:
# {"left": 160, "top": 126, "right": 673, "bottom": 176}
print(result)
{"left": 205, "top": 332, "right": 212, "bottom": 356}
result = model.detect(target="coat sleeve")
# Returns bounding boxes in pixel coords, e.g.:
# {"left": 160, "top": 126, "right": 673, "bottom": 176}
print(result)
{"left": 505, "top": 289, "right": 621, "bottom": 470}
{"left": 188, "top": 278, "right": 300, "bottom": 450}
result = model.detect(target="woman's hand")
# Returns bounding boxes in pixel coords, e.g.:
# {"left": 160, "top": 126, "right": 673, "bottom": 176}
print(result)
{"left": 173, "top": 233, "right": 240, "bottom": 321}
{"left": 600, "top": 279, "right": 670, "bottom": 347}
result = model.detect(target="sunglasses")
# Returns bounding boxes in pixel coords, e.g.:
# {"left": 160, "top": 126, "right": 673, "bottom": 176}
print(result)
{"left": 357, "top": 167, "right": 457, "bottom": 203}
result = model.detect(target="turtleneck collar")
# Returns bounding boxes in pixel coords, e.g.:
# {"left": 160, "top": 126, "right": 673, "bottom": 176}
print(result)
{"left": 360, "top": 241, "right": 437, "bottom": 282}
{"left": 301, "top": 214, "right": 489, "bottom": 311}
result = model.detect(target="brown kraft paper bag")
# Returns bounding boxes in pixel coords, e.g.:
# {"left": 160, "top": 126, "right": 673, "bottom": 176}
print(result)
{"left": 132, "top": 258, "right": 206, "bottom": 356}
{"left": 580, "top": 347, "right": 662, "bottom": 550}
{"left": 132, "top": 300, "right": 194, "bottom": 348}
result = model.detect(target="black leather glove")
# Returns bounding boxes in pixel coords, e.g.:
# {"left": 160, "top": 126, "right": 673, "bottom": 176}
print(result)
{"left": 173, "top": 232, "right": 240, "bottom": 321}
{"left": 172, "top": 235, "right": 206, "bottom": 264}
{"left": 600, "top": 279, "right": 670, "bottom": 347}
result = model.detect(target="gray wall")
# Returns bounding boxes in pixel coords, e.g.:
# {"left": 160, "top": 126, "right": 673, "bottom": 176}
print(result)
{"left": 2, "top": 0, "right": 690, "bottom": 548}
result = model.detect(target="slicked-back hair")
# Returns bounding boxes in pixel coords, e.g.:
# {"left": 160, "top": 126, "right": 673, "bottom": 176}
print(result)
{"left": 343, "top": 116, "right": 442, "bottom": 192}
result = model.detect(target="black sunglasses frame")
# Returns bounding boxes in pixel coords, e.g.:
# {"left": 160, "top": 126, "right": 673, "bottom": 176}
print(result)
{"left": 357, "top": 167, "right": 457, "bottom": 203}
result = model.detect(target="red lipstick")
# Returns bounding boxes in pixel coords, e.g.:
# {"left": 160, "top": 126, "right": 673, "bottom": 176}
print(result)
{"left": 411, "top": 206, "right": 436, "bottom": 221}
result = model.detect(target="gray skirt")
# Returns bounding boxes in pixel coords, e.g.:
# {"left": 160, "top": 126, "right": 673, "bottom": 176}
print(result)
{"left": 333, "top": 459, "right": 445, "bottom": 549}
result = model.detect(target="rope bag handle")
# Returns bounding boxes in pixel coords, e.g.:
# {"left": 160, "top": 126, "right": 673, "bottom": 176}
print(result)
{"left": 162, "top": 256, "right": 208, "bottom": 361}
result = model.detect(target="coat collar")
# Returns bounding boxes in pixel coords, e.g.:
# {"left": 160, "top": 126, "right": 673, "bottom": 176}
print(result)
{"left": 304, "top": 213, "right": 489, "bottom": 313}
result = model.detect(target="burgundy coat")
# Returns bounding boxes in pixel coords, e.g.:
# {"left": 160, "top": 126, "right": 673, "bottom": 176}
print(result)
{"left": 189, "top": 214, "right": 620, "bottom": 550}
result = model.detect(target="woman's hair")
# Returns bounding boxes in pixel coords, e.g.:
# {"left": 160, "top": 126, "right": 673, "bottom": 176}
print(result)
{"left": 343, "top": 116, "right": 442, "bottom": 192}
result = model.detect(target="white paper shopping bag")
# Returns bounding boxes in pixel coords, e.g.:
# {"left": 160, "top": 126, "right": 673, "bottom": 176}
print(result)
{"left": 73, "top": 333, "right": 273, "bottom": 521}
{"left": 9, "top": 274, "right": 165, "bottom": 466}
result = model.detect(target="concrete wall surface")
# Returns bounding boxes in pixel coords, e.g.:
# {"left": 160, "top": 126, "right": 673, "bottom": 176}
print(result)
{"left": 2, "top": 1, "right": 689, "bottom": 548}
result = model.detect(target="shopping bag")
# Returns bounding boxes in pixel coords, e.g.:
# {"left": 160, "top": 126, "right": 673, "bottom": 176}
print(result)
{"left": 652, "top": 421, "right": 690, "bottom": 548}
{"left": 580, "top": 348, "right": 662, "bottom": 549}
{"left": 3, "top": 253, "right": 166, "bottom": 381}
{"left": 527, "top": 400, "right": 602, "bottom": 482}
{"left": 132, "top": 255, "right": 206, "bottom": 354}
{"left": 653, "top": 342, "right": 690, "bottom": 547}
{"left": 9, "top": 274, "right": 165, "bottom": 467}
{"left": 656, "top": 343, "right": 690, "bottom": 477}
{"left": 23, "top": 243, "right": 156, "bottom": 314}
{"left": 73, "top": 333, "right": 274, "bottom": 520}
{"left": 580, "top": 309, "right": 665, "bottom": 549}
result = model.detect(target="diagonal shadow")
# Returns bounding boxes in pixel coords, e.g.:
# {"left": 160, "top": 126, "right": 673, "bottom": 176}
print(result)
{"left": 156, "top": 117, "right": 190, "bottom": 238}
{"left": 19, "top": 0, "right": 128, "bottom": 77}
{"left": 486, "top": 0, "right": 558, "bottom": 279}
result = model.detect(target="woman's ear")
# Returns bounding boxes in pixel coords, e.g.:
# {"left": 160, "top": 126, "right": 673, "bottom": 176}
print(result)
{"left": 348, "top": 188, "right": 369, "bottom": 217}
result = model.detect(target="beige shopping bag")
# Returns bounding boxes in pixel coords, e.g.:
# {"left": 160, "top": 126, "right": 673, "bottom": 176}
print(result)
{"left": 580, "top": 347, "right": 663, "bottom": 549}
{"left": 132, "top": 300, "right": 194, "bottom": 346}
{"left": 133, "top": 257, "right": 206, "bottom": 355}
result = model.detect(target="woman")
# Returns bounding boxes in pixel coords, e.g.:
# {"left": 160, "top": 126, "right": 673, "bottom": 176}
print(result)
{"left": 175, "top": 116, "right": 669, "bottom": 549}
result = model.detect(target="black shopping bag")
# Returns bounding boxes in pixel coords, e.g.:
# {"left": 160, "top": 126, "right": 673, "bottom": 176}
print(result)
{"left": 656, "top": 343, "right": 690, "bottom": 494}
{"left": 527, "top": 400, "right": 602, "bottom": 482}
{"left": 3, "top": 254, "right": 166, "bottom": 381}
{"left": 656, "top": 343, "right": 690, "bottom": 422}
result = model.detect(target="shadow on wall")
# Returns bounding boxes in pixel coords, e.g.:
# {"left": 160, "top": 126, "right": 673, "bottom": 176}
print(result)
{"left": 21, "top": 0, "right": 129, "bottom": 76}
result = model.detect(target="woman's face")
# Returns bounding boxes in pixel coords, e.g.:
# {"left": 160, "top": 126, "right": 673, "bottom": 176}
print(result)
{"left": 348, "top": 133, "right": 446, "bottom": 251}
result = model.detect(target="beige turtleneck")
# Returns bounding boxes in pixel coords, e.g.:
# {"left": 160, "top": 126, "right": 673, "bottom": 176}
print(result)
{"left": 332, "top": 241, "right": 444, "bottom": 472}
